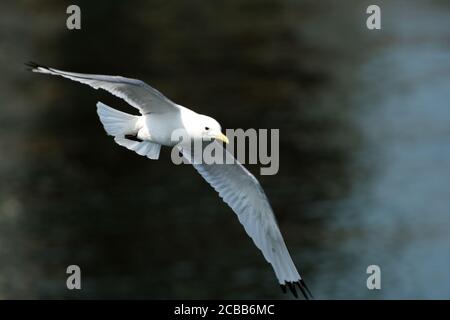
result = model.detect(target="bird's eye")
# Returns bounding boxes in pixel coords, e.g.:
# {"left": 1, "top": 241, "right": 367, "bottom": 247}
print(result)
{"left": 205, "top": 127, "right": 210, "bottom": 131}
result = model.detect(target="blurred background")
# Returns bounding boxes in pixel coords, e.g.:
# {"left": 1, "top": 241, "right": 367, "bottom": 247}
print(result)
{"left": 1, "top": 0, "right": 450, "bottom": 299}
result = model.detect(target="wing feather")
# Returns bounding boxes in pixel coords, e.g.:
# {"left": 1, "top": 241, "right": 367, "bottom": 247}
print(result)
{"left": 26, "top": 62, "right": 178, "bottom": 114}
{"left": 179, "top": 143, "right": 312, "bottom": 298}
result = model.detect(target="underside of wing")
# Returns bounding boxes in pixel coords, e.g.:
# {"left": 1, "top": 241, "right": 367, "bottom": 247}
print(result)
{"left": 179, "top": 142, "right": 313, "bottom": 299}
{"left": 26, "top": 62, "right": 178, "bottom": 114}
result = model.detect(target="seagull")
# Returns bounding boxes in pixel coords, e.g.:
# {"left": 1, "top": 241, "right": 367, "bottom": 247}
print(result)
{"left": 26, "top": 62, "right": 313, "bottom": 299}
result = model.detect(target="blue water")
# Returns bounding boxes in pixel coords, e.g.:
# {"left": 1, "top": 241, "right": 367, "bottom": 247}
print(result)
{"left": 311, "top": 0, "right": 450, "bottom": 298}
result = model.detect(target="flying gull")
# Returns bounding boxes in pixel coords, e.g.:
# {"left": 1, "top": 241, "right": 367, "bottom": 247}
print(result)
{"left": 26, "top": 62, "right": 313, "bottom": 299}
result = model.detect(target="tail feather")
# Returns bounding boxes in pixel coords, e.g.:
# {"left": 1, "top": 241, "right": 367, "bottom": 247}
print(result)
{"left": 96, "top": 101, "right": 139, "bottom": 136}
{"left": 96, "top": 102, "right": 161, "bottom": 160}
{"left": 114, "top": 137, "right": 161, "bottom": 160}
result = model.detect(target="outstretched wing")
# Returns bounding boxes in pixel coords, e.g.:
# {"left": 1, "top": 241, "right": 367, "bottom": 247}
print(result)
{"left": 179, "top": 142, "right": 313, "bottom": 299}
{"left": 26, "top": 62, "right": 178, "bottom": 114}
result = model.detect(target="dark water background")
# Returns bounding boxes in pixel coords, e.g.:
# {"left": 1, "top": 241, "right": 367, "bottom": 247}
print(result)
{"left": 0, "top": 0, "right": 449, "bottom": 299}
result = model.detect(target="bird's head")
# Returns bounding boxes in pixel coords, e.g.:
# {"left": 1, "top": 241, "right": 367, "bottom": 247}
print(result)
{"left": 191, "top": 114, "right": 229, "bottom": 144}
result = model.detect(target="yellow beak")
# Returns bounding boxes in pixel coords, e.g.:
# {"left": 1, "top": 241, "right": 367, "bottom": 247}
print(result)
{"left": 215, "top": 132, "right": 229, "bottom": 144}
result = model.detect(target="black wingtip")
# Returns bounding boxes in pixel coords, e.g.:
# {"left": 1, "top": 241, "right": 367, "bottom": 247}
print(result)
{"left": 287, "top": 282, "right": 298, "bottom": 299}
{"left": 25, "top": 61, "right": 38, "bottom": 68}
{"left": 299, "top": 279, "right": 313, "bottom": 298}
{"left": 280, "top": 280, "right": 314, "bottom": 300}
{"left": 24, "top": 61, "right": 49, "bottom": 72}
{"left": 296, "top": 279, "right": 314, "bottom": 300}
{"left": 25, "top": 61, "right": 39, "bottom": 71}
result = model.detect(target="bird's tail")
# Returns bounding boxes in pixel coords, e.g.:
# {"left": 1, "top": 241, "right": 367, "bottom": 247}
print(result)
{"left": 96, "top": 101, "right": 161, "bottom": 160}
{"left": 96, "top": 101, "right": 140, "bottom": 136}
